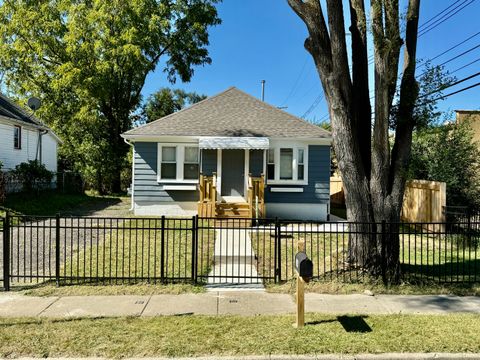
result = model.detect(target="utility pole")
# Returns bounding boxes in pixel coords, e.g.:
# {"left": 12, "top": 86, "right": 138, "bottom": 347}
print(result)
{"left": 261, "top": 80, "right": 265, "bottom": 101}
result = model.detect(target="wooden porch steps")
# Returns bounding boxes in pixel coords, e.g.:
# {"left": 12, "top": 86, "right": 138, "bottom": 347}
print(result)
{"left": 215, "top": 202, "right": 251, "bottom": 218}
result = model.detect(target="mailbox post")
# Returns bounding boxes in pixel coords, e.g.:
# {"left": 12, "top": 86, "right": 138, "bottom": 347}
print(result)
{"left": 294, "top": 240, "right": 313, "bottom": 328}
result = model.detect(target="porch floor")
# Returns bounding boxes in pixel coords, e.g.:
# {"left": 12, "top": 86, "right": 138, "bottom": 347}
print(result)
{"left": 221, "top": 196, "right": 246, "bottom": 203}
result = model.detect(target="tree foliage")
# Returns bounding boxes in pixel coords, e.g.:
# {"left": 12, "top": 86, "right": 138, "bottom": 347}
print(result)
{"left": 142, "top": 88, "right": 206, "bottom": 123}
{"left": 410, "top": 121, "right": 480, "bottom": 211}
{"left": 0, "top": 0, "right": 221, "bottom": 193}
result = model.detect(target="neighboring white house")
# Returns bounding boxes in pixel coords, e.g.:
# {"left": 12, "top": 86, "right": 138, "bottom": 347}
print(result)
{"left": 0, "top": 93, "right": 61, "bottom": 173}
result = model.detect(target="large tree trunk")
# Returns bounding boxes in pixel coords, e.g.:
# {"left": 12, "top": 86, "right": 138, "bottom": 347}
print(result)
{"left": 288, "top": 0, "right": 421, "bottom": 283}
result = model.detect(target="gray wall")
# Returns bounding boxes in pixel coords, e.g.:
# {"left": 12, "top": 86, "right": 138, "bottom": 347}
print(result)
{"left": 134, "top": 142, "right": 197, "bottom": 204}
{"left": 265, "top": 145, "right": 330, "bottom": 204}
{"left": 201, "top": 149, "right": 217, "bottom": 175}
{"left": 249, "top": 150, "right": 263, "bottom": 176}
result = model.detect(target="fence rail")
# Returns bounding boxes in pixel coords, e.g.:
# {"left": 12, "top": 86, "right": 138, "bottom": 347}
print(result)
{"left": 0, "top": 213, "right": 479, "bottom": 289}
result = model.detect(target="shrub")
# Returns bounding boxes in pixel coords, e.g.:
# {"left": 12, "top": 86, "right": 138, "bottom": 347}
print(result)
{"left": 13, "top": 160, "right": 53, "bottom": 192}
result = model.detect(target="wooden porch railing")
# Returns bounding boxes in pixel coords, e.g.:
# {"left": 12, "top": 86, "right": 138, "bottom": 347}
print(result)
{"left": 198, "top": 173, "right": 217, "bottom": 217}
{"left": 248, "top": 173, "right": 265, "bottom": 219}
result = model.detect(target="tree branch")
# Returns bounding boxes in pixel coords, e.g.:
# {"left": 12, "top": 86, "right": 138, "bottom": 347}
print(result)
{"left": 390, "top": 0, "right": 421, "bottom": 204}
{"left": 349, "top": 0, "right": 371, "bottom": 176}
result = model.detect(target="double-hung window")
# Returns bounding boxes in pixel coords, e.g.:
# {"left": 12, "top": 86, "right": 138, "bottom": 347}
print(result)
{"left": 14, "top": 125, "right": 21, "bottom": 150}
{"left": 267, "top": 146, "right": 307, "bottom": 184}
{"left": 161, "top": 146, "right": 177, "bottom": 179}
{"left": 184, "top": 147, "right": 199, "bottom": 180}
{"left": 158, "top": 144, "right": 199, "bottom": 182}
{"left": 267, "top": 149, "right": 275, "bottom": 180}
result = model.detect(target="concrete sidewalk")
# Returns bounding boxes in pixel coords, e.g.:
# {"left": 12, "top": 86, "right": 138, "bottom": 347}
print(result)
{"left": 0, "top": 293, "right": 479, "bottom": 318}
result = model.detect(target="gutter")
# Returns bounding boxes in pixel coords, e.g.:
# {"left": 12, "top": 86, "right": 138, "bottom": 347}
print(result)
{"left": 123, "top": 138, "right": 135, "bottom": 211}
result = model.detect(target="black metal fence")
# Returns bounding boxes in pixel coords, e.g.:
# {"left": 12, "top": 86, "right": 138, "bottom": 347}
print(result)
{"left": 1, "top": 213, "right": 479, "bottom": 289}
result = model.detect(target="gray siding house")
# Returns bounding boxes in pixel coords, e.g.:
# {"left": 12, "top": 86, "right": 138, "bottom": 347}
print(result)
{"left": 122, "top": 87, "right": 332, "bottom": 220}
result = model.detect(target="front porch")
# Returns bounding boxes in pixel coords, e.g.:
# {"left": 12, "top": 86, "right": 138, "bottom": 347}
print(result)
{"left": 198, "top": 172, "right": 265, "bottom": 219}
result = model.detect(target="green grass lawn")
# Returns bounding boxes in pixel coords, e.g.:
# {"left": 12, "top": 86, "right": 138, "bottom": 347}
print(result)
{"left": 61, "top": 218, "right": 215, "bottom": 284}
{"left": 1, "top": 314, "right": 480, "bottom": 357}
{"left": 19, "top": 282, "right": 205, "bottom": 296}
{"left": 252, "top": 227, "right": 480, "bottom": 284}
{"left": 0, "top": 190, "right": 125, "bottom": 218}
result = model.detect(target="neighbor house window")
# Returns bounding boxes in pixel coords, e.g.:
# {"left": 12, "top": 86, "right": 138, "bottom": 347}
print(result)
{"left": 157, "top": 144, "right": 200, "bottom": 182}
{"left": 280, "top": 148, "right": 293, "bottom": 180}
{"left": 161, "top": 146, "right": 177, "bottom": 179}
{"left": 14, "top": 125, "right": 21, "bottom": 149}
{"left": 184, "top": 146, "right": 199, "bottom": 180}
{"left": 267, "top": 146, "right": 307, "bottom": 184}
{"left": 267, "top": 149, "right": 275, "bottom": 180}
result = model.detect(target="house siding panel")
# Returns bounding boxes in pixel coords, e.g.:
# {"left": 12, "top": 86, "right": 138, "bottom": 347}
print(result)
{"left": 133, "top": 142, "right": 197, "bottom": 205}
{"left": 0, "top": 119, "right": 58, "bottom": 172}
{"left": 265, "top": 145, "right": 330, "bottom": 204}
{"left": 249, "top": 150, "right": 263, "bottom": 176}
{"left": 201, "top": 149, "right": 217, "bottom": 175}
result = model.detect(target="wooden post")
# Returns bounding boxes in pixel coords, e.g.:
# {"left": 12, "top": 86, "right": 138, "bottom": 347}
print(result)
{"left": 295, "top": 240, "right": 305, "bottom": 328}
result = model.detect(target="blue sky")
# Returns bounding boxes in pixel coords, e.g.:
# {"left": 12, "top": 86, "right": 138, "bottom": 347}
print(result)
{"left": 143, "top": 0, "right": 480, "bottom": 123}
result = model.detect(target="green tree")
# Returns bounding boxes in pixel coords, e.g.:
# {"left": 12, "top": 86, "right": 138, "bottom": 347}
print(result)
{"left": 142, "top": 88, "right": 206, "bottom": 123}
{"left": 410, "top": 121, "right": 480, "bottom": 211}
{"left": 0, "top": 0, "right": 221, "bottom": 193}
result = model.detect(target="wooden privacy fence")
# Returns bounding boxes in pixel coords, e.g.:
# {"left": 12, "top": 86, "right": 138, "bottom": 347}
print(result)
{"left": 330, "top": 177, "right": 447, "bottom": 224}
{"left": 401, "top": 180, "right": 446, "bottom": 225}
{"left": 330, "top": 177, "right": 344, "bottom": 206}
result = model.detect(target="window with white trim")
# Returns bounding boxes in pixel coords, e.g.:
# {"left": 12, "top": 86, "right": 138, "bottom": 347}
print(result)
{"left": 267, "top": 146, "right": 307, "bottom": 184}
{"left": 14, "top": 125, "right": 21, "bottom": 149}
{"left": 184, "top": 146, "right": 199, "bottom": 180}
{"left": 267, "top": 149, "right": 275, "bottom": 180}
{"left": 280, "top": 148, "right": 293, "bottom": 180}
{"left": 161, "top": 146, "right": 176, "bottom": 180}
{"left": 158, "top": 144, "right": 200, "bottom": 182}
{"left": 298, "top": 148, "right": 305, "bottom": 180}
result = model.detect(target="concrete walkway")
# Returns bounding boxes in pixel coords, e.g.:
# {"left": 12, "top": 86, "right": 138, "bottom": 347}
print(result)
{"left": 206, "top": 228, "right": 263, "bottom": 290}
{"left": 0, "top": 293, "right": 479, "bottom": 318}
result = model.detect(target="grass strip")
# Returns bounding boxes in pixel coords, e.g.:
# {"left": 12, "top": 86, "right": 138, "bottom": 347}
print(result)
{"left": 1, "top": 314, "right": 480, "bottom": 358}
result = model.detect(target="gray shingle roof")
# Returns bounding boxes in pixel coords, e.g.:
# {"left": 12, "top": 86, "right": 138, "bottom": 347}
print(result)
{"left": 123, "top": 87, "right": 331, "bottom": 138}
{"left": 0, "top": 93, "right": 44, "bottom": 127}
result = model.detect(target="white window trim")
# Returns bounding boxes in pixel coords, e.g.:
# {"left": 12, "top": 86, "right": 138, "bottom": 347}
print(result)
{"left": 157, "top": 143, "right": 200, "bottom": 183}
{"left": 267, "top": 145, "right": 308, "bottom": 185}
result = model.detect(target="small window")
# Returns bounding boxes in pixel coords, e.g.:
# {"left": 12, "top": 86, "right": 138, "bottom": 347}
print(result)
{"left": 184, "top": 147, "right": 199, "bottom": 180}
{"left": 161, "top": 146, "right": 176, "bottom": 179}
{"left": 14, "top": 125, "right": 21, "bottom": 149}
{"left": 280, "top": 148, "right": 293, "bottom": 180}
{"left": 267, "top": 149, "right": 275, "bottom": 180}
{"left": 298, "top": 148, "right": 305, "bottom": 180}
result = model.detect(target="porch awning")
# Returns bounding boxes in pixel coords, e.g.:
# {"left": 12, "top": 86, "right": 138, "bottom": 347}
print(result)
{"left": 199, "top": 137, "right": 269, "bottom": 150}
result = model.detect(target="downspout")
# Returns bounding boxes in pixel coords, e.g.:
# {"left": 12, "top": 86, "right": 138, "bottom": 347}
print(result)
{"left": 35, "top": 129, "right": 48, "bottom": 164}
{"left": 123, "top": 138, "right": 135, "bottom": 211}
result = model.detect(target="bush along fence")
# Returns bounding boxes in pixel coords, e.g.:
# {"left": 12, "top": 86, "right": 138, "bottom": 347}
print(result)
{"left": 0, "top": 213, "right": 479, "bottom": 290}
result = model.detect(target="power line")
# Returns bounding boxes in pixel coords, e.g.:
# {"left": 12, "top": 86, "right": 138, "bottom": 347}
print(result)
{"left": 417, "top": 0, "right": 464, "bottom": 30}
{"left": 281, "top": 58, "right": 308, "bottom": 106}
{"left": 419, "top": 71, "right": 480, "bottom": 99}
{"left": 450, "top": 56, "right": 480, "bottom": 74}
{"left": 367, "top": 0, "right": 477, "bottom": 65}
{"left": 425, "top": 81, "right": 480, "bottom": 103}
{"left": 301, "top": 93, "right": 323, "bottom": 119}
{"left": 417, "top": 43, "right": 480, "bottom": 78}
{"left": 417, "top": 30, "right": 480, "bottom": 68}
{"left": 418, "top": 0, "right": 477, "bottom": 37}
